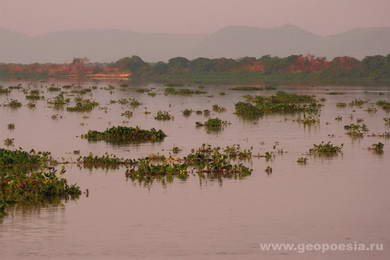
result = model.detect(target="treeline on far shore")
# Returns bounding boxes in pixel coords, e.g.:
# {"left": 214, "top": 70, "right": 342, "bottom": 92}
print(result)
{"left": 1, "top": 54, "right": 390, "bottom": 86}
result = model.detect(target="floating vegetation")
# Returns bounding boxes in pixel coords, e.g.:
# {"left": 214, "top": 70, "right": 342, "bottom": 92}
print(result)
{"left": 182, "top": 109, "right": 193, "bottom": 117}
{"left": 309, "top": 142, "right": 343, "bottom": 157}
{"left": 336, "top": 102, "right": 347, "bottom": 108}
{"left": 265, "top": 166, "right": 273, "bottom": 174}
{"left": 154, "top": 111, "right": 174, "bottom": 121}
{"left": 235, "top": 91, "right": 320, "bottom": 120}
{"left": 147, "top": 92, "right": 156, "bottom": 97}
{"left": 4, "top": 138, "right": 14, "bottom": 146}
{"left": 368, "top": 132, "right": 390, "bottom": 138}
{"left": 335, "top": 116, "right": 343, "bottom": 121}
{"left": 0, "top": 86, "right": 10, "bottom": 95}
{"left": 235, "top": 102, "right": 263, "bottom": 120}
{"left": 297, "top": 157, "right": 308, "bottom": 164}
{"left": 230, "top": 86, "right": 264, "bottom": 91}
{"left": 130, "top": 98, "right": 141, "bottom": 108}
{"left": 5, "top": 99, "right": 22, "bottom": 109}
{"left": 172, "top": 146, "right": 182, "bottom": 154}
{"left": 165, "top": 82, "right": 184, "bottom": 87}
{"left": 7, "top": 123, "right": 15, "bottom": 130}
{"left": 212, "top": 104, "right": 226, "bottom": 113}
{"left": 48, "top": 94, "right": 70, "bottom": 109}
{"left": 326, "top": 92, "right": 345, "bottom": 95}
{"left": 121, "top": 111, "right": 133, "bottom": 119}
{"left": 349, "top": 99, "right": 368, "bottom": 107}
{"left": 25, "top": 90, "right": 43, "bottom": 100}
{"left": 164, "top": 87, "right": 206, "bottom": 96}
{"left": 364, "top": 107, "right": 377, "bottom": 113}
{"left": 196, "top": 118, "right": 228, "bottom": 132}
{"left": 70, "top": 88, "right": 92, "bottom": 95}
{"left": 77, "top": 153, "right": 135, "bottom": 170}
{"left": 0, "top": 148, "right": 81, "bottom": 217}
{"left": 344, "top": 123, "right": 369, "bottom": 138}
{"left": 369, "top": 142, "right": 384, "bottom": 154}
{"left": 296, "top": 114, "right": 320, "bottom": 125}
{"left": 384, "top": 118, "right": 390, "bottom": 126}
{"left": 48, "top": 87, "right": 61, "bottom": 92}
{"left": 125, "top": 144, "right": 253, "bottom": 185}
{"left": 376, "top": 100, "right": 390, "bottom": 111}
{"left": 82, "top": 126, "right": 167, "bottom": 145}
{"left": 66, "top": 98, "right": 99, "bottom": 112}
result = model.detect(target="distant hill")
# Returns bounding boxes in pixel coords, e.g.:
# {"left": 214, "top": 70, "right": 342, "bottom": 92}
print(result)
{"left": 1, "top": 25, "right": 390, "bottom": 63}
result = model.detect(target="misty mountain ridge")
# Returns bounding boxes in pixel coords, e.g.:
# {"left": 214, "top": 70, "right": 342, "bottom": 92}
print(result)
{"left": 1, "top": 25, "right": 390, "bottom": 63}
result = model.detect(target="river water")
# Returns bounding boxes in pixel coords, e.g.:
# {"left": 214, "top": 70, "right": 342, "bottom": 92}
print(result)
{"left": 0, "top": 81, "right": 389, "bottom": 259}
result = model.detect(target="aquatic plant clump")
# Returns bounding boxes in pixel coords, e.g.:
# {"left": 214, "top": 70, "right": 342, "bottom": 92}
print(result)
{"left": 82, "top": 126, "right": 167, "bottom": 144}
{"left": 309, "top": 142, "right": 343, "bottom": 157}
{"left": 235, "top": 91, "right": 320, "bottom": 119}
{"left": 154, "top": 111, "right": 174, "bottom": 121}
{"left": 196, "top": 118, "right": 229, "bottom": 132}
{"left": 124, "top": 144, "right": 253, "bottom": 185}
{"left": 77, "top": 153, "right": 135, "bottom": 170}
{"left": 164, "top": 87, "right": 207, "bottom": 96}
{"left": 369, "top": 142, "right": 384, "bottom": 154}
{"left": 0, "top": 148, "right": 81, "bottom": 217}
{"left": 5, "top": 99, "right": 22, "bottom": 109}
{"left": 376, "top": 100, "right": 390, "bottom": 111}
{"left": 344, "top": 123, "right": 369, "bottom": 137}
{"left": 66, "top": 98, "right": 99, "bottom": 112}
{"left": 234, "top": 102, "right": 263, "bottom": 119}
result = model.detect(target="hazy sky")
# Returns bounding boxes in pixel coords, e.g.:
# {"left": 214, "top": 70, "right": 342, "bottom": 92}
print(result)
{"left": 1, "top": 0, "right": 389, "bottom": 36}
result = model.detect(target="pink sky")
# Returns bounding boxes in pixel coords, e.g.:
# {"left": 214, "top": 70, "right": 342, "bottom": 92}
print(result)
{"left": 1, "top": 0, "right": 389, "bottom": 36}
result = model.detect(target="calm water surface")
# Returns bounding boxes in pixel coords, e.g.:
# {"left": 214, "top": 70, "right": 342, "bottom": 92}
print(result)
{"left": 0, "top": 81, "right": 389, "bottom": 259}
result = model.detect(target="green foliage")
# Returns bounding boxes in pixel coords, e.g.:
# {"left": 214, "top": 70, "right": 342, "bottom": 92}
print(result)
{"left": 369, "top": 142, "right": 384, "bottom": 154}
{"left": 77, "top": 153, "right": 135, "bottom": 170}
{"left": 164, "top": 87, "right": 206, "bottom": 96}
{"left": 0, "top": 148, "right": 80, "bottom": 217}
{"left": 6, "top": 99, "right": 22, "bottom": 109}
{"left": 66, "top": 98, "right": 99, "bottom": 112}
{"left": 212, "top": 104, "right": 226, "bottom": 113}
{"left": 82, "top": 126, "right": 167, "bottom": 145}
{"left": 344, "top": 123, "right": 369, "bottom": 137}
{"left": 182, "top": 109, "right": 193, "bottom": 117}
{"left": 154, "top": 111, "right": 174, "bottom": 121}
{"left": 376, "top": 100, "right": 390, "bottom": 111}
{"left": 309, "top": 142, "right": 343, "bottom": 157}
{"left": 235, "top": 102, "right": 263, "bottom": 120}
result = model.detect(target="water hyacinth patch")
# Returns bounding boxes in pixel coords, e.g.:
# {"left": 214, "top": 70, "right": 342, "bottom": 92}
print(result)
{"left": 154, "top": 111, "right": 174, "bottom": 121}
{"left": 67, "top": 98, "right": 99, "bottom": 112}
{"left": 344, "top": 123, "right": 369, "bottom": 137}
{"left": 0, "top": 148, "right": 81, "bottom": 217}
{"left": 309, "top": 142, "right": 343, "bottom": 157}
{"left": 82, "top": 126, "right": 167, "bottom": 145}
{"left": 125, "top": 144, "right": 253, "bottom": 185}
{"left": 235, "top": 91, "right": 320, "bottom": 119}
